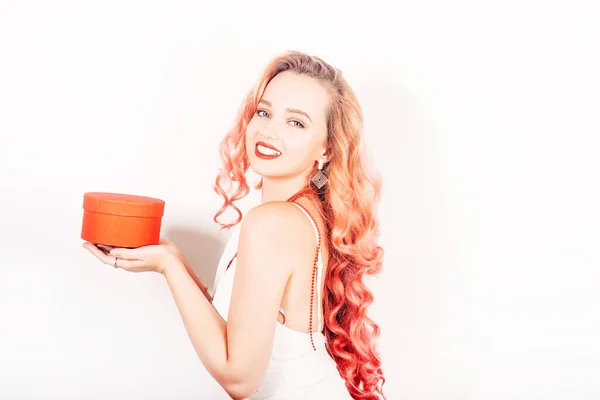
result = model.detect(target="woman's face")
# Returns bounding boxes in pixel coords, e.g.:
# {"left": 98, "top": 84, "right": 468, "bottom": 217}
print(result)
{"left": 245, "top": 71, "right": 329, "bottom": 181}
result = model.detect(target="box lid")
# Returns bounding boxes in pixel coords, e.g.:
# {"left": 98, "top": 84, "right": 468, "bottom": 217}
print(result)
{"left": 83, "top": 192, "right": 165, "bottom": 218}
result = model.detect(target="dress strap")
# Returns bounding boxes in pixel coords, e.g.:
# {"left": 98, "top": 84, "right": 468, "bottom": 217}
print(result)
{"left": 290, "top": 202, "right": 324, "bottom": 333}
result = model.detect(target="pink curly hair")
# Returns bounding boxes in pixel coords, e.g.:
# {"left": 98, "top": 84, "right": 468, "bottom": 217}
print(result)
{"left": 212, "top": 51, "right": 386, "bottom": 399}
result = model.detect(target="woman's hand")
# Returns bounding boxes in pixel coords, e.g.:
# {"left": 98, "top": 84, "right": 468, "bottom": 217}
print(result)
{"left": 82, "top": 238, "right": 182, "bottom": 275}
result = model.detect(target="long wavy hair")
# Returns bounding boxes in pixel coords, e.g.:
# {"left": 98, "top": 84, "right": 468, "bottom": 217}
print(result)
{"left": 212, "top": 51, "right": 386, "bottom": 399}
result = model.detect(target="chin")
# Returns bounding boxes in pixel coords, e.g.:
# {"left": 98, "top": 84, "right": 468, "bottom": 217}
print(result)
{"left": 249, "top": 165, "right": 285, "bottom": 182}
{"left": 248, "top": 155, "right": 296, "bottom": 182}
{"left": 248, "top": 159, "right": 265, "bottom": 175}
{"left": 247, "top": 162, "right": 276, "bottom": 183}
{"left": 248, "top": 156, "right": 274, "bottom": 174}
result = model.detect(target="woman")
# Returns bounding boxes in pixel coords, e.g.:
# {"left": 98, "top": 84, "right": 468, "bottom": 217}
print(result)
{"left": 83, "top": 51, "right": 386, "bottom": 399}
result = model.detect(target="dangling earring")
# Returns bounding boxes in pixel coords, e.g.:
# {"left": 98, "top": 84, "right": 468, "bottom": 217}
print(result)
{"left": 310, "top": 158, "right": 329, "bottom": 189}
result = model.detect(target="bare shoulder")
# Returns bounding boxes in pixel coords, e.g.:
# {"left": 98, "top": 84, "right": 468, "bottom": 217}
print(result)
{"left": 239, "top": 202, "right": 316, "bottom": 266}
{"left": 243, "top": 201, "right": 312, "bottom": 232}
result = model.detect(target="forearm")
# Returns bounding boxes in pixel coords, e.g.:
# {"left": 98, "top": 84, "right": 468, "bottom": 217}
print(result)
{"left": 162, "top": 256, "right": 245, "bottom": 396}
{"left": 176, "top": 251, "right": 213, "bottom": 303}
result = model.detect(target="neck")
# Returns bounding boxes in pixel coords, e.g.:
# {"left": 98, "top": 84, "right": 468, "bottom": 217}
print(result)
{"left": 260, "top": 175, "right": 310, "bottom": 203}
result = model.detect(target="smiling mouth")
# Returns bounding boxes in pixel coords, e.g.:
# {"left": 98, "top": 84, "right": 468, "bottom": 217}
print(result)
{"left": 255, "top": 142, "right": 282, "bottom": 159}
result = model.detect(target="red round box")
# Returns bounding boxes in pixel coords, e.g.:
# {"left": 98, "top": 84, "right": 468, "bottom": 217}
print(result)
{"left": 81, "top": 192, "right": 165, "bottom": 248}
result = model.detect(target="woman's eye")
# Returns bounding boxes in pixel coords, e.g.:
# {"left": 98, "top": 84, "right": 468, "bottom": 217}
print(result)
{"left": 289, "top": 120, "right": 304, "bottom": 128}
{"left": 255, "top": 109, "right": 303, "bottom": 128}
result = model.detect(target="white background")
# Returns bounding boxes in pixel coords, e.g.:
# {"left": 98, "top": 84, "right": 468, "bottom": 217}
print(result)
{"left": 1, "top": 1, "right": 598, "bottom": 399}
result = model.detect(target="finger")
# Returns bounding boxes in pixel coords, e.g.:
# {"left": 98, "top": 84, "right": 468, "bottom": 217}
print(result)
{"left": 109, "top": 247, "right": 140, "bottom": 260}
{"left": 83, "top": 242, "right": 114, "bottom": 256}
{"left": 113, "top": 258, "right": 146, "bottom": 271}
{"left": 97, "top": 244, "right": 115, "bottom": 252}
{"left": 97, "top": 246, "right": 113, "bottom": 256}
{"left": 83, "top": 242, "right": 117, "bottom": 266}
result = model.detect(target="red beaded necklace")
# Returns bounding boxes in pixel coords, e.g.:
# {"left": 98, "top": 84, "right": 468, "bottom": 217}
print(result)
{"left": 225, "top": 185, "right": 322, "bottom": 351}
{"left": 285, "top": 185, "right": 314, "bottom": 203}
{"left": 285, "top": 185, "right": 322, "bottom": 351}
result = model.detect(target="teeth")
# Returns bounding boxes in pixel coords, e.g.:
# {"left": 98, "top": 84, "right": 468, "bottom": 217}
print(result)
{"left": 257, "top": 144, "right": 281, "bottom": 156}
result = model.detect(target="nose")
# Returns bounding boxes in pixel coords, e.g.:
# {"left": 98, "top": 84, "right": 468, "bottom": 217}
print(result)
{"left": 260, "top": 119, "right": 278, "bottom": 140}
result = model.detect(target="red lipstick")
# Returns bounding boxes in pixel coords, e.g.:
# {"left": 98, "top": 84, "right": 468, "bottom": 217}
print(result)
{"left": 255, "top": 141, "right": 282, "bottom": 160}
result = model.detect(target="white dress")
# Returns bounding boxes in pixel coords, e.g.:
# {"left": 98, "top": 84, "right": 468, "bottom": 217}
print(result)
{"left": 211, "top": 203, "right": 352, "bottom": 399}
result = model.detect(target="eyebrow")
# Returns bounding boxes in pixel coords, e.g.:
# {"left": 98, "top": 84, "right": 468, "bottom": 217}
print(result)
{"left": 259, "top": 99, "right": 312, "bottom": 123}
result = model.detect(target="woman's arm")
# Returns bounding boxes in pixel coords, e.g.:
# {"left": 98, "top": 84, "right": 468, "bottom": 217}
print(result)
{"left": 162, "top": 261, "right": 234, "bottom": 392}
{"left": 173, "top": 249, "right": 213, "bottom": 303}
{"left": 162, "top": 202, "right": 314, "bottom": 399}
